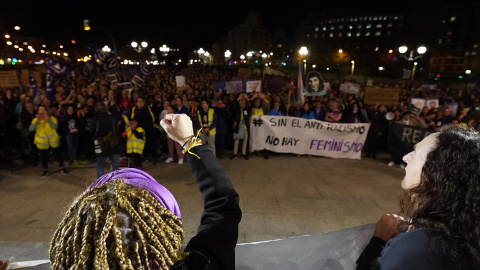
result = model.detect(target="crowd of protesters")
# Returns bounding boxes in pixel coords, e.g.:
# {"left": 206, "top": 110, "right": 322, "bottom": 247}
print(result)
{"left": 1, "top": 64, "right": 479, "bottom": 175}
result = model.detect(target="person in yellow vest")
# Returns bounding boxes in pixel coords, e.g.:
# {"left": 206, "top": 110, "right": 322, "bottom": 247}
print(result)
{"left": 122, "top": 117, "right": 145, "bottom": 170}
{"left": 194, "top": 98, "right": 217, "bottom": 156}
{"left": 129, "top": 96, "right": 158, "bottom": 164}
{"left": 29, "top": 105, "right": 67, "bottom": 177}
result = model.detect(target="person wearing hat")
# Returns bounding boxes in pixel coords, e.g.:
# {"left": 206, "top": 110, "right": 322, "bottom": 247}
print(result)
{"left": 122, "top": 116, "right": 145, "bottom": 170}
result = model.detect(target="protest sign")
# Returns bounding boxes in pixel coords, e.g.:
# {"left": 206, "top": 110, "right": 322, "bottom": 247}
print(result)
{"left": 21, "top": 69, "right": 41, "bottom": 87}
{"left": 226, "top": 81, "right": 242, "bottom": 94}
{"left": 426, "top": 99, "right": 439, "bottom": 109}
{"left": 246, "top": 80, "right": 262, "bottom": 93}
{"left": 175, "top": 75, "right": 185, "bottom": 87}
{"left": 238, "top": 67, "right": 252, "bottom": 78}
{"left": 363, "top": 87, "right": 401, "bottom": 106}
{"left": 410, "top": 98, "right": 425, "bottom": 111}
{"left": 339, "top": 82, "right": 360, "bottom": 94}
{"left": 249, "top": 116, "right": 370, "bottom": 159}
{"left": 0, "top": 70, "right": 20, "bottom": 88}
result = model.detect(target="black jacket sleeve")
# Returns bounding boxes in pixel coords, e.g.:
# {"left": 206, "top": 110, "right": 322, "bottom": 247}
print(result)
{"left": 184, "top": 145, "right": 242, "bottom": 270}
{"left": 356, "top": 236, "right": 386, "bottom": 270}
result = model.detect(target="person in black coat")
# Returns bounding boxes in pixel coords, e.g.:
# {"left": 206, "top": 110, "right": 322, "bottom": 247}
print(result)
{"left": 212, "top": 99, "right": 230, "bottom": 159}
{"left": 44, "top": 113, "right": 242, "bottom": 270}
{"left": 366, "top": 105, "right": 390, "bottom": 158}
{"left": 93, "top": 102, "right": 122, "bottom": 177}
{"left": 231, "top": 98, "right": 251, "bottom": 160}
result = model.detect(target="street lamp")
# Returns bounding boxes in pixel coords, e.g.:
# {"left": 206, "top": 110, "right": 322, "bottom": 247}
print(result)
{"left": 351, "top": 60, "right": 355, "bottom": 78}
{"left": 399, "top": 45, "right": 427, "bottom": 80}
{"left": 159, "top": 44, "right": 170, "bottom": 56}
{"left": 299, "top": 46, "right": 308, "bottom": 74}
{"left": 224, "top": 50, "right": 231, "bottom": 64}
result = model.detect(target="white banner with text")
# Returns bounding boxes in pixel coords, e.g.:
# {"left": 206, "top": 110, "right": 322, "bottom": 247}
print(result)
{"left": 249, "top": 116, "right": 370, "bottom": 159}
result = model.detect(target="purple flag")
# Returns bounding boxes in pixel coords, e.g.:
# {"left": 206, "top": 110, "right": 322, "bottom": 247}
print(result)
{"left": 44, "top": 57, "right": 72, "bottom": 77}
{"left": 46, "top": 69, "right": 56, "bottom": 100}
{"left": 29, "top": 70, "right": 38, "bottom": 96}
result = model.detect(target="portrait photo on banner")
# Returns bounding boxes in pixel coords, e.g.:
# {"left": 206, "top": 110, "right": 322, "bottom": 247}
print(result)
{"left": 304, "top": 70, "right": 326, "bottom": 96}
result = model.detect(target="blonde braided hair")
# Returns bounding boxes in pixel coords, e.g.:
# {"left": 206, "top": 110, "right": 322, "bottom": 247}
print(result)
{"left": 50, "top": 179, "right": 184, "bottom": 269}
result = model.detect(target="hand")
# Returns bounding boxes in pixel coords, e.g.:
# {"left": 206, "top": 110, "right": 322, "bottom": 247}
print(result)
{"left": 374, "top": 214, "right": 408, "bottom": 242}
{"left": 203, "top": 127, "right": 210, "bottom": 133}
{"left": 0, "top": 260, "right": 10, "bottom": 270}
{"left": 160, "top": 114, "right": 194, "bottom": 146}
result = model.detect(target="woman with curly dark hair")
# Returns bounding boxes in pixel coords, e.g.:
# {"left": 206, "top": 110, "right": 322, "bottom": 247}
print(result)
{"left": 357, "top": 125, "right": 480, "bottom": 270}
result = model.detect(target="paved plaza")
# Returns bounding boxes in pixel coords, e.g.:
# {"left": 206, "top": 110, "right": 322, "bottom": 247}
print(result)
{"left": 0, "top": 151, "right": 405, "bottom": 262}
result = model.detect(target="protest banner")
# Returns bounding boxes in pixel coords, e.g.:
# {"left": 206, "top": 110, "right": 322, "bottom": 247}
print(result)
{"left": 249, "top": 116, "right": 370, "bottom": 159}
{"left": 236, "top": 223, "right": 374, "bottom": 270}
{"left": 388, "top": 123, "right": 433, "bottom": 161}
{"left": 0, "top": 70, "right": 20, "bottom": 88}
{"left": 226, "top": 81, "right": 243, "bottom": 94}
{"left": 0, "top": 223, "right": 375, "bottom": 269}
{"left": 363, "top": 87, "right": 401, "bottom": 106}
{"left": 246, "top": 80, "right": 262, "bottom": 93}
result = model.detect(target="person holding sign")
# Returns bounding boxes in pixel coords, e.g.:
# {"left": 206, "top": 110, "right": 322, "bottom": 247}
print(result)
{"left": 357, "top": 125, "right": 480, "bottom": 270}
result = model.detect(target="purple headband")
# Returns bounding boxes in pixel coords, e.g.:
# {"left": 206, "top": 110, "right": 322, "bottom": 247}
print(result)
{"left": 86, "top": 168, "right": 181, "bottom": 219}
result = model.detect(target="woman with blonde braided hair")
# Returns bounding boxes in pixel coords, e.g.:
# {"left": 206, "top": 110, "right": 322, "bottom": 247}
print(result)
{"left": 49, "top": 113, "right": 242, "bottom": 270}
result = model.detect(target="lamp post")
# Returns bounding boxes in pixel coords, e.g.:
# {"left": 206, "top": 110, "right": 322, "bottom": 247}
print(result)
{"left": 351, "top": 60, "right": 355, "bottom": 78}
{"left": 299, "top": 46, "right": 308, "bottom": 74}
{"left": 399, "top": 45, "right": 427, "bottom": 80}
{"left": 224, "top": 50, "right": 231, "bottom": 65}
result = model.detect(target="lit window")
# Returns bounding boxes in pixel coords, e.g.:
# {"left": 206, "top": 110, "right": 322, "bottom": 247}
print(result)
{"left": 447, "top": 31, "right": 452, "bottom": 36}
{"left": 322, "top": 33, "right": 326, "bottom": 37}
{"left": 347, "top": 32, "right": 352, "bottom": 37}
{"left": 473, "top": 52, "right": 478, "bottom": 55}
{"left": 354, "top": 17, "right": 358, "bottom": 22}
{"left": 438, "top": 39, "right": 443, "bottom": 44}
{"left": 348, "top": 25, "right": 353, "bottom": 29}
{"left": 383, "top": 16, "right": 387, "bottom": 20}
{"left": 386, "top": 31, "right": 391, "bottom": 35}
{"left": 373, "top": 16, "right": 378, "bottom": 21}
{"left": 307, "top": 34, "right": 310, "bottom": 38}
{"left": 387, "top": 23, "right": 393, "bottom": 27}
{"left": 376, "top": 24, "right": 382, "bottom": 28}
{"left": 323, "top": 26, "right": 327, "bottom": 31}
{"left": 338, "top": 33, "right": 343, "bottom": 37}
{"left": 357, "top": 24, "right": 362, "bottom": 29}
{"left": 369, "top": 16, "right": 372, "bottom": 21}
{"left": 314, "top": 33, "right": 318, "bottom": 38}
{"left": 473, "top": 44, "right": 478, "bottom": 48}
{"left": 450, "top": 16, "right": 456, "bottom": 22}
{"left": 356, "top": 32, "right": 361, "bottom": 37}
{"left": 365, "top": 32, "right": 371, "bottom": 37}
{"left": 394, "top": 16, "right": 398, "bottom": 20}
{"left": 366, "top": 24, "right": 372, "bottom": 29}
{"left": 329, "top": 33, "right": 334, "bottom": 38}
{"left": 465, "top": 52, "right": 470, "bottom": 56}
{"left": 315, "top": 27, "right": 319, "bottom": 31}
{"left": 330, "top": 26, "right": 335, "bottom": 30}
{"left": 375, "top": 31, "right": 381, "bottom": 36}
{"left": 339, "top": 25, "right": 344, "bottom": 29}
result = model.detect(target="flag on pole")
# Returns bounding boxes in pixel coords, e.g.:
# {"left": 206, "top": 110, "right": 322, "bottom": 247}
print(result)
{"left": 297, "top": 62, "right": 305, "bottom": 104}
{"left": 46, "top": 69, "right": 56, "bottom": 100}
{"left": 29, "top": 70, "right": 38, "bottom": 96}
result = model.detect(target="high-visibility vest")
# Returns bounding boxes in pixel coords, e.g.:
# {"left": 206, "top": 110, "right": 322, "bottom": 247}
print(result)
{"left": 125, "top": 127, "right": 145, "bottom": 154}
{"left": 130, "top": 106, "right": 155, "bottom": 123}
{"left": 32, "top": 116, "right": 60, "bottom": 150}
{"left": 197, "top": 108, "right": 216, "bottom": 136}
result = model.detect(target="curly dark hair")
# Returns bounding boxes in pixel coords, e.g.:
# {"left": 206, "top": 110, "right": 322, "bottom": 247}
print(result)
{"left": 400, "top": 125, "right": 480, "bottom": 269}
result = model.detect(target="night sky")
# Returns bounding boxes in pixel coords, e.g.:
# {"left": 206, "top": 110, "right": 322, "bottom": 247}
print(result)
{"left": 0, "top": 0, "right": 460, "bottom": 51}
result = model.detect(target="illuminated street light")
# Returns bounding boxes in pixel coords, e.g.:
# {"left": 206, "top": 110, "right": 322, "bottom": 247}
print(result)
{"left": 14, "top": 26, "right": 20, "bottom": 31}
{"left": 224, "top": 50, "right": 231, "bottom": 64}
{"left": 351, "top": 60, "right": 355, "bottom": 78}
{"left": 399, "top": 45, "right": 427, "bottom": 80}
{"left": 159, "top": 44, "right": 170, "bottom": 56}
{"left": 466, "top": 70, "right": 472, "bottom": 74}
{"left": 299, "top": 46, "right": 308, "bottom": 74}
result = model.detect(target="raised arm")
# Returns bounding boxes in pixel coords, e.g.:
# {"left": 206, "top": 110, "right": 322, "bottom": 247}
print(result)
{"left": 161, "top": 114, "right": 242, "bottom": 270}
